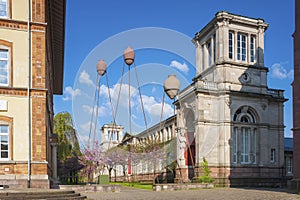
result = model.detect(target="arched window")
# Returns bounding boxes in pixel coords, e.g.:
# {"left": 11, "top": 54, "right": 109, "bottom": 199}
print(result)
{"left": 0, "top": 40, "right": 13, "bottom": 87}
{"left": 233, "top": 106, "right": 257, "bottom": 123}
{"left": 240, "top": 116, "right": 249, "bottom": 123}
{"left": 0, "top": 115, "right": 13, "bottom": 161}
{"left": 232, "top": 106, "right": 258, "bottom": 165}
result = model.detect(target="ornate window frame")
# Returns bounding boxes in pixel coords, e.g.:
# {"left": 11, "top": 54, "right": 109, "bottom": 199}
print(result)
{"left": 250, "top": 35, "right": 256, "bottom": 63}
{"left": 232, "top": 106, "right": 259, "bottom": 165}
{"left": 0, "top": 39, "right": 13, "bottom": 87}
{"left": 237, "top": 33, "right": 247, "bottom": 62}
{"left": 229, "top": 31, "right": 234, "bottom": 59}
{"left": 0, "top": 115, "right": 13, "bottom": 161}
{"left": 0, "top": 0, "right": 11, "bottom": 19}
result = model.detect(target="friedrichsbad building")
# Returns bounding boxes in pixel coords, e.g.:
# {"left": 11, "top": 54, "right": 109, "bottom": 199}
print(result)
{"left": 114, "top": 11, "right": 286, "bottom": 186}
{"left": 0, "top": 0, "right": 65, "bottom": 188}
{"left": 175, "top": 11, "right": 286, "bottom": 186}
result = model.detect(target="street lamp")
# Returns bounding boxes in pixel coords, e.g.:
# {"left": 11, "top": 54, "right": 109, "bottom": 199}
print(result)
{"left": 164, "top": 75, "right": 180, "bottom": 99}
{"left": 88, "top": 60, "right": 107, "bottom": 149}
{"left": 124, "top": 46, "right": 135, "bottom": 66}
{"left": 96, "top": 59, "right": 107, "bottom": 76}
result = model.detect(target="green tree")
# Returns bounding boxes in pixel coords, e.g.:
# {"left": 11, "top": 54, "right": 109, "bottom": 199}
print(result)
{"left": 54, "top": 112, "right": 82, "bottom": 183}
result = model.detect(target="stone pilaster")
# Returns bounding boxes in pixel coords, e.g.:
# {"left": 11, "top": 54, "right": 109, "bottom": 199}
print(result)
{"left": 51, "top": 143, "right": 57, "bottom": 181}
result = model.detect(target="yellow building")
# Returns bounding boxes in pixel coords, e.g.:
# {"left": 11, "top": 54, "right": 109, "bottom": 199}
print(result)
{"left": 0, "top": 0, "right": 65, "bottom": 188}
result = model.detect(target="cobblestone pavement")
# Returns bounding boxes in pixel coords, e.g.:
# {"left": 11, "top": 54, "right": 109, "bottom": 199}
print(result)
{"left": 83, "top": 187, "right": 300, "bottom": 200}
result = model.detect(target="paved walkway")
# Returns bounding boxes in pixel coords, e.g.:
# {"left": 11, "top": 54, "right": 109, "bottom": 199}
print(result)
{"left": 83, "top": 186, "right": 300, "bottom": 200}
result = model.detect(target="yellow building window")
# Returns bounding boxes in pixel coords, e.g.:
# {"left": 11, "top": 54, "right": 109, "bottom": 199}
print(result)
{"left": 0, "top": 40, "right": 13, "bottom": 87}
{"left": 0, "top": 0, "right": 8, "bottom": 18}
{"left": 0, "top": 49, "right": 9, "bottom": 86}
{"left": 0, "top": 125, "right": 9, "bottom": 160}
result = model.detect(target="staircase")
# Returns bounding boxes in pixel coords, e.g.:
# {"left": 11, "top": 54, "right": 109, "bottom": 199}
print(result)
{"left": 0, "top": 189, "right": 86, "bottom": 199}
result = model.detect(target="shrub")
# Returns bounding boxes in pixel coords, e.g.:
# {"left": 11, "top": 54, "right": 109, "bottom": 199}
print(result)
{"left": 199, "top": 157, "right": 213, "bottom": 183}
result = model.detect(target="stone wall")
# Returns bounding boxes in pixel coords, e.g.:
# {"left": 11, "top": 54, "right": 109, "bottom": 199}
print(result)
{"left": 153, "top": 183, "right": 213, "bottom": 191}
{"left": 59, "top": 184, "right": 121, "bottom": 193}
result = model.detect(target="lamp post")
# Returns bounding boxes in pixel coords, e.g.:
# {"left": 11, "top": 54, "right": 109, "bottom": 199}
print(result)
{"left": 123, "top": 47, "right": 135, "bottom": 139}
{"left": 123, "top": 47, "right": 135, "bottom": 177}
{"left": 164, "top": 75, "right": 183, "bottom": 183}
{"left": 88, "top": 60, "right": 107, "bottom": 149}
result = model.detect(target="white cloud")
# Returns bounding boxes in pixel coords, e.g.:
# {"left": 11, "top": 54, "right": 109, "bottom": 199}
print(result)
{"left": 270, "top": 63, "right": 293, "bottom": 79}
{"left": 100, "top": 83, "right": 173, "bottom": 117}
{"left": 82, "top": 104, "right": 93, "bottom": 114}
{"left": 141, "top": 95, "right": 173, "bottom": 117}
{"left": 79, "top": 121, "right": 92, "bottom": 131}
{"left": 98, "top": 105, "right": 110, "bottom": 117}
{"left": 82, "top": 104, "right": 110, "bottom": 117}
{"left": 62, "top": 86, "right": 81, "bottom": 101}
{"left": 79, "top": 70, "right": 94, "bottom": 86}
{"left": 90, "top": 82, "right": 174, "bottom": 129}
{"left": 100, "top": 83, "right": 138, "bottom": 107}
{"left": 170, "top": 60, "right": 189, "bottom": 74}
{"left": 78, "top": 121, "right": 100, "bottom": 137}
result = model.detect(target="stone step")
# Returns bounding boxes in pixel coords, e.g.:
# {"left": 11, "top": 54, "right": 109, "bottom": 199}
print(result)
{"left": 0, "top": 189, "right": 86, "bottom": 200}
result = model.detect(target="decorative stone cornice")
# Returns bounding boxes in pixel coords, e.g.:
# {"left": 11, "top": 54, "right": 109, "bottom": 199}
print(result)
{"left": 0, "top": 87, "right": 47, "bottom": 97}
{"left": 194, "top": 11, "right": 268, "bottom": 41}
{"left": 0, "top": 18, "right": 46, "bottom": 32}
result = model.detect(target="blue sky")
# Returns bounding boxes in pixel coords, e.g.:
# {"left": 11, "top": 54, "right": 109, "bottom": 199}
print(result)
{"left": 55, "top": 0, "right": 295, "bottom": 146}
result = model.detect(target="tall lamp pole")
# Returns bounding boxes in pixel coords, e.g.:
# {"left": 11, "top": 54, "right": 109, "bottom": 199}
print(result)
{"left": 163, "top": 75, "right": 182, "bottom": 182}
{"left": 123, "top": 47, "right": 135, "bottom": 176}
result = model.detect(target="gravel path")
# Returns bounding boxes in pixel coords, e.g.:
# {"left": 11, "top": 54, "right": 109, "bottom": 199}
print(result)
{"left": 83, "top": 187, "right": 300, "bottom": 200}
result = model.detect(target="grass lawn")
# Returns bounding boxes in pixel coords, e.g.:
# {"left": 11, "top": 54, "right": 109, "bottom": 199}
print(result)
{"left": 111, "top": 182, "right": 153, "bottom": 190}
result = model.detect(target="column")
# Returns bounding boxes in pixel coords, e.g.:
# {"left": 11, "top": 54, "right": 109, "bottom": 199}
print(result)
{"left": 51, "top": 143, "right": 57, "bottom": 181}
{"left": 160, "top": 130, "right": 162, "bottom": 142}
{"left": 224, "top": 23, "right": 229, "bottom": 61}
{"left": 119, "top": 129, "right": 123, "bottom": 143}
{"left": 217, "top": 20, "right": 229, "bottom": 62}
{"left": 177, "top": 127, "right": 187, "bottom": 168}
{"left": 257, "top": 24, "right": 265, "bottom": 66}
{"left": 247, "top": 33, "right": 251, "bottom": 63}
{"left": 237, "top": 127, "right": 241, "bottom": 164}
{"left": 202, "top": 44, "right": 207, "bottom": 70}
{"left": 195, "top": 41, "right": 202, "bottom": 75}
{"left": 250, "top": 128, "right": 255, "bottom": 164}
{"left": 209, "top": 36, "right": 213, "bottom": 66}
{"left": 235, "top": 32, "right": 238, "bottom": 62}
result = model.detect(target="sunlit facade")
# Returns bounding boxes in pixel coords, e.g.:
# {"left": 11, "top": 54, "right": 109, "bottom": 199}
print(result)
{"left": 175, "top": 11, "right": 286, "bottom": 186}
{"left": 0, "top": 0, "right": 65, "bottom": 188}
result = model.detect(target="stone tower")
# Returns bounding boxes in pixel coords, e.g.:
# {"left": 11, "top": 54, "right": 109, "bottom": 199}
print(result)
{"left": 176, "top": 11, "right": 286, "bottom": 186}
{"left": 100, "top": 123, "right": 124, "bottom": 151}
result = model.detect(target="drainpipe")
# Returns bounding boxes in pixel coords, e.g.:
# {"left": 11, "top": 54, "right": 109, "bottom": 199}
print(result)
{"left": 27, "top": 0, "right": 32, "bottom": 188}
